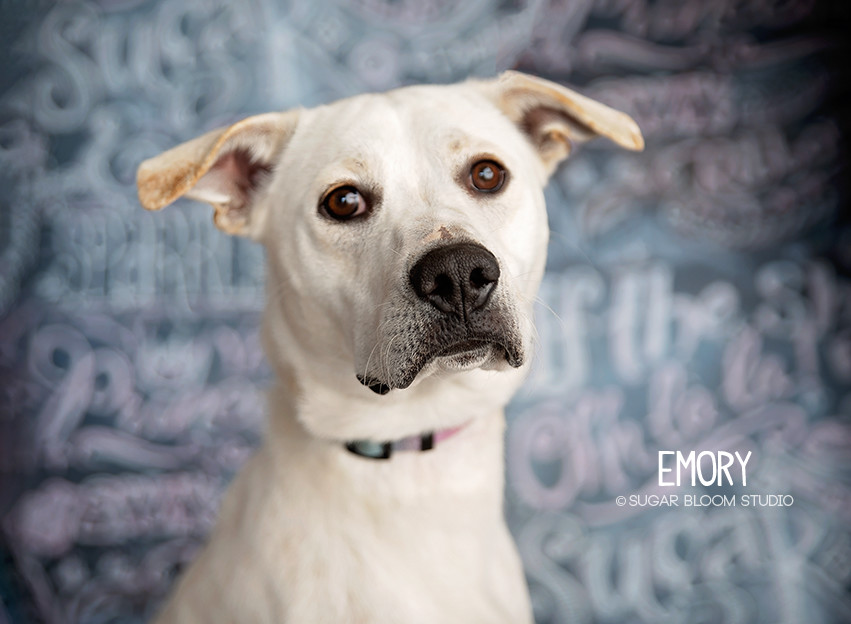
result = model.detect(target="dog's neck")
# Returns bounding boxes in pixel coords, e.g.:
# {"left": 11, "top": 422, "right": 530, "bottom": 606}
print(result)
{"left": 264, "top": 381, "right": 509, "bottom": 510}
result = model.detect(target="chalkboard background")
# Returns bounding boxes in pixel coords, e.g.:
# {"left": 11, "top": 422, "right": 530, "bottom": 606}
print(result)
{"left": 1, "top": 1, "right": 849, "bottom": 622}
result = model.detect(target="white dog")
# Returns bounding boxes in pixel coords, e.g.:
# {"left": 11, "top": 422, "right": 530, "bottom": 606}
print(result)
{"left": 137, "top": 71, "right": 642, "bottom": 624}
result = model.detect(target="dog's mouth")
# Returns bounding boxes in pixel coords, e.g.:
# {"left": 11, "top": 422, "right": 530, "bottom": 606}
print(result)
{"left": 358, "top": 335, "right": 523, "bottom": 395}
{"left": 436, "top": 339, "right": 502, "bottom": 366}
{"left": 438, "top": 338, "right": 488, "bottom": 357}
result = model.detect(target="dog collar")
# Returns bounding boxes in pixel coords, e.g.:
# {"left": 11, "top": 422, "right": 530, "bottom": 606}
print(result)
{"left": 344, "top": 423, "right": 467, "bottom": 460}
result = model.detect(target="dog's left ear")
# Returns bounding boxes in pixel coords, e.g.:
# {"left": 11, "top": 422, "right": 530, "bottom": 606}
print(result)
{"left": 136, "top": 111, "right": 299, "bottom": 237}
{"left": 479, "top": 71, "right": 644, "bottom": 177}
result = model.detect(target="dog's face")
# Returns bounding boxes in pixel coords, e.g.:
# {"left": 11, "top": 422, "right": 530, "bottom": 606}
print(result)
{"left": 265, "top": 86, "right": 550, "bottom": 394}
{"left": 138, "top": 72, "right": 642, "bottom": 440}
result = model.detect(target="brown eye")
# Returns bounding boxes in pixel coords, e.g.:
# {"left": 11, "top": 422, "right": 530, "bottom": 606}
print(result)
{"left": 321, "top": 186, "right": 368, "bottom": 220}
{"left": 469, "top": 160, "right": 506, "bottom": 193}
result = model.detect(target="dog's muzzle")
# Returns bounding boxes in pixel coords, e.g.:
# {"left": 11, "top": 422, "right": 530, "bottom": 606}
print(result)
{"left": 358, "top": 242, "right": 524, "bottom": 395}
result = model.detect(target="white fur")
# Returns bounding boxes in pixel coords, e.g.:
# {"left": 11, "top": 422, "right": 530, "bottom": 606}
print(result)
{"left": 141, "top": 74, "right": 642, "bottom": 623}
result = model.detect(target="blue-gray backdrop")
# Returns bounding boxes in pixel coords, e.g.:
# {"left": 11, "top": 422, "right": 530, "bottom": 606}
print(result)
{"left": 1, "top": 1, "right": 850, "bottom": 622}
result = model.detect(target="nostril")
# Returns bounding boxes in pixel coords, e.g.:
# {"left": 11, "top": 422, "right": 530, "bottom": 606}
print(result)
{"left": 469, "top": 267, "right": 490, "bottom": 289}
{"left": 432, "top": 273, "right": 454, "bottom": 299}
{"left": 427, "top": 273, "right": 457, "bottom": 314}
{"left": 469, "top": 265, "right": 498, "bottom": 310}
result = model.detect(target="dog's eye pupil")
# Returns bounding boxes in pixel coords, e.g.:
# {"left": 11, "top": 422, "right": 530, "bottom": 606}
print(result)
{"left": 323, "top": 186, "right": 366, "bottom": 220}
{"left": 470, "top": 160, "right": 505, "bottom": 193}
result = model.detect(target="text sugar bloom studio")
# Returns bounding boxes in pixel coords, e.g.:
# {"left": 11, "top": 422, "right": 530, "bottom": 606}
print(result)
{"left": 619, "top": 494, "right": 795, "bottom": 508}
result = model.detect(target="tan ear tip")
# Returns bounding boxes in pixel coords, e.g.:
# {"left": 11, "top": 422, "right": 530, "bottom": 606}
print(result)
{"left": 618, "top": 115, "right": 646, "bottom": 151}
{"left": 628, "top": 127, "right": 646, "bottom": 151}
{"left": 136, "top": 158, "right": 185, "bottom": 212}
{"left": 135, "top": 160, "right": 158, "bottom": 211}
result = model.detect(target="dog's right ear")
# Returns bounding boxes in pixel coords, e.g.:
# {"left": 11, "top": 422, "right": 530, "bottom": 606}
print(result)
{"left": 136, "top": 111, "right": 299, "bottom": 238}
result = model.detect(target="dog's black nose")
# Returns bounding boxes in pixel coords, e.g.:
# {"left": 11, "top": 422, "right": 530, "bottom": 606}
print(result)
{"left": 409, "top": 243, "right": 500, "bottom": 318}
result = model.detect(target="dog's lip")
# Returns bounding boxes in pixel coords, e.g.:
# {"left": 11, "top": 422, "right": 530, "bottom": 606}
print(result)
{"left": 399, "top": 336, "right": 522, "bottom": 389}
{"left": 436, "top": 339, "right": 492, "bottom": 358}
{"left": 358, "top": 333, "right": 523, "bottom": 394}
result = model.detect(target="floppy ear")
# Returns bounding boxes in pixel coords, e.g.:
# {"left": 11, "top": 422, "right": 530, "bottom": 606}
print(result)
{"left": 480, "top": 71, "right": 644, "bottom": 176}
{"left": 136, "top": 111, "right": 299, "bottom": 237}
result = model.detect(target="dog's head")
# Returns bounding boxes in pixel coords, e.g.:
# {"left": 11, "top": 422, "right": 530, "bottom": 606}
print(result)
{"left": 137, "top": 72, "right": 642, "bottom": 440}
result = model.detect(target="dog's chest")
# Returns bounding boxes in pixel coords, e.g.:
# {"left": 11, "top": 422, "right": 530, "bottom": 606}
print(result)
{"left": 181, "top": 443, "right": 532, "bottom": 624}
{"left": 279, "top": 510, "right": 528, "bottom": 623}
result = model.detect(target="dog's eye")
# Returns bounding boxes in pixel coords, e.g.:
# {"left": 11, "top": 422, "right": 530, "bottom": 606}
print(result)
{"left": 321, "top": 186, "right": 368, "bottom": 220}
{"left": 469, "top": 160, "right": 506, "bottom": 193}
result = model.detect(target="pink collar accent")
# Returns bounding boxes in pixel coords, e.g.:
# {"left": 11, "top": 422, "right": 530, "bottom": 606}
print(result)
{"left": 344, "top": 422, "right": 468, "bottom": 460}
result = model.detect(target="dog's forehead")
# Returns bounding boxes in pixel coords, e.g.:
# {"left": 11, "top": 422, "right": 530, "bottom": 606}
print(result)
{"left": 299, "top": 83, "right": 514, "bottom": 159}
